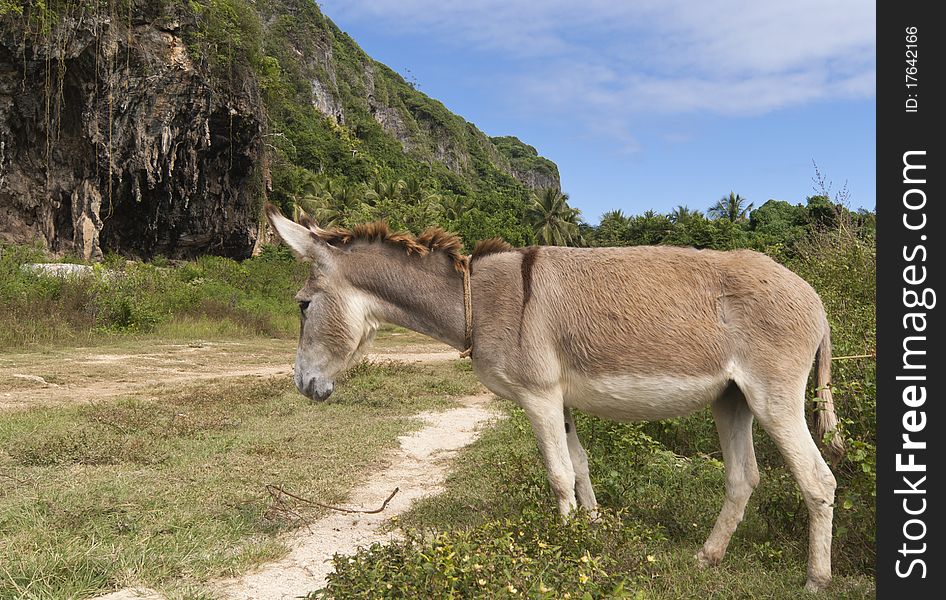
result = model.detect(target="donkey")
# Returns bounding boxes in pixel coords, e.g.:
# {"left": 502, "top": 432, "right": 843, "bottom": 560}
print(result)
{"left": 265, "top": 205, "right": 844, "bottom": 592}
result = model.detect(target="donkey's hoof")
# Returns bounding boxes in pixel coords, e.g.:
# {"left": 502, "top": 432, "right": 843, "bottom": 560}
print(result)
{"left": 804, "top": 577, "right": 831, "bottom": 593}
{"left": 695, "top": 548, "right": 722, "bottom": 568}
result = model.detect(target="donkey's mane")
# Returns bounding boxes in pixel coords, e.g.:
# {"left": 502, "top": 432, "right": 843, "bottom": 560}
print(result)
{"left": 297, "top": 213, "right": 520, "bottom": 269}
{"left": 471, "top": 238, "right": 515, "bottom": 261}
{"left": 302, "top": 218, "right": 467, "bottom": 269}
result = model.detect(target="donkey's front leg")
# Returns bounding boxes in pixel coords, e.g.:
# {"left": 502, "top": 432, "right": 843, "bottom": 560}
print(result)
{"left": 521, "top": 395, "right": 577, "bottom": 516}
{"left": 564, "top": 407, "right": 598, "bottom": 517}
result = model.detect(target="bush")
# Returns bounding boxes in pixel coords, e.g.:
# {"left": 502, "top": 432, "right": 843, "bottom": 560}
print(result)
{"left": 314, "top": 510, "right": 656, "bottom": 599}
{"left": 316, "top": 403, "right": 875, "bottom": 598}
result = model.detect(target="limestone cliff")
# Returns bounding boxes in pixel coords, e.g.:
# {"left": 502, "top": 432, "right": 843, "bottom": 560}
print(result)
{"left": 0, "top": 0, "right": 558, "bottom": 259}
{"left": 0, "top": 2, "right": 265, "bottom": 259}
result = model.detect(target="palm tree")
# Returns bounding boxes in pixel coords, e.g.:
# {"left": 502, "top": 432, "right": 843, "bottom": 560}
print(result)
{"left": 363, "top": 177, "right": 405, "bottom": 207}
{"left": 708, "top": 192, "right": 753, "bottom": 223}
{"left": 527, "top": 188, "right": 584, "bottom": 246}
{"left": 670, "top": 204, "right": 703, "bottom": 224}
{"left": 439, "top": 193, "right": 469, "bottom": 221}
{"left": 308, "top": 180, "right": 364, "bottom": 227}
{"left": 289, "top": 173, "right": 324, "bottom": 223}
{"left": 594, "top": 209, "right": 631, "bottom": 246}
{"left": 400, "top": 176, "right": 441, "bottom": 207}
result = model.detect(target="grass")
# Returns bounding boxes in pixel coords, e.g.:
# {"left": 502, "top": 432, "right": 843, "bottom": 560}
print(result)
{"left": 314, "top": 403, "right": 876, "bottom": 599}
{"left": 0, "top": 243, "right": 308, "bottom": 351}
{"left": 0, "top": 358, "right": 481, "bottom": 599}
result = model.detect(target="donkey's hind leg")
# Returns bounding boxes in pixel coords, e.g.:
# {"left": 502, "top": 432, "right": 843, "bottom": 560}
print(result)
{"left": 743, "top": 379, "right": 837, "bottom": 592}
{"left": 697, "top": 384, "right": 759, "bottom": 567}
{"left": 564, "top": 408, "right": 598, "bottom": 517}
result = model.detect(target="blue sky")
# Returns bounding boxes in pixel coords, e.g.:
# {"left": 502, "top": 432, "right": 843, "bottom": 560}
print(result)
{"left": 319, "top": 0, "right": 876, "bottom": 224}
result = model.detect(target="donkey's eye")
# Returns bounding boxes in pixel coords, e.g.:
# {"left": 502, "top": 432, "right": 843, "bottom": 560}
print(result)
{"left": 299, "top": 300, "right": 311, "bottom": 311}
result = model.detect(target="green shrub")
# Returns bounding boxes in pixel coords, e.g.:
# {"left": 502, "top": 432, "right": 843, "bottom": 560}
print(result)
{"left": 315, "top": 510, "right": 655, "bottom": 599}
{"left": 787, "top": 223, "right": 876, "bottom": 573}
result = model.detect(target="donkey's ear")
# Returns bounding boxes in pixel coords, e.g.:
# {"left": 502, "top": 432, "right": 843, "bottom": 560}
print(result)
{"left": 266, "top": 204, "right": 332, "bottom": 264}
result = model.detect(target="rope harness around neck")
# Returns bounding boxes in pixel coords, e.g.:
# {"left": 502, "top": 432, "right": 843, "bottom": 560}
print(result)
{"left": 459, "top": 256, "right": 473, "bottom": 358}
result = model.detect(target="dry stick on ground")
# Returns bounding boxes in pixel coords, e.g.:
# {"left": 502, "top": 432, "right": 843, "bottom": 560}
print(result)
{"left": 265, "top": 488, "right": 315, "bottom": 534}
{"left": 266, "top": 484, "right": 400, "bottom": 516}
{"left": 831, "top": 353, "right": 876, "bottom": 361}
{"left": 0, "top": 471, "right": 27, "bottom": 485}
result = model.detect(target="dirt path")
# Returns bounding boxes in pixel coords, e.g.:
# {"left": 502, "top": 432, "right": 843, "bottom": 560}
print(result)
{"left": 213, "top": 392, "right": 495, "bottom": 599}
{"left": 0, "top": 338, "right": 457, "bottom": 411}
{"left": 93, "top": 392, "right": 496, "bottom": 600}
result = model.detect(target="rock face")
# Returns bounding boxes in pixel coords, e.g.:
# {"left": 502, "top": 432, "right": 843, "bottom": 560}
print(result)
{"left": 0, "top": 3, "right": 265, "bottom": 260}
{"left": 0, "top": 0, "right": 559, "bottom": 259}
{"left": 490, "top": 136, "right": 561, "bottom": 191}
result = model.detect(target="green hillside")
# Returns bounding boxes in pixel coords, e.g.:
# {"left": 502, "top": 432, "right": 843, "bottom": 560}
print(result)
{"left": 192, "top": 0, "right": 556, "bottom": 245}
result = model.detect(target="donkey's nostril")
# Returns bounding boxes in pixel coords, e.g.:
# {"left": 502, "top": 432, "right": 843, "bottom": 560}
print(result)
{"left": 321, "top": 382, "right": 335, "bottom": 400}
{"left": 299, "top": 300, "right": 310, "bottom": 311}
{"left": 303, "top": 378, "right": 334, "bottom": 401}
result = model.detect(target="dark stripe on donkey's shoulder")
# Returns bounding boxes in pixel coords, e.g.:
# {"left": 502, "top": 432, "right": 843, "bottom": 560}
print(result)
{"left": 518, "top": 246, "right": 540, "bottom": 344}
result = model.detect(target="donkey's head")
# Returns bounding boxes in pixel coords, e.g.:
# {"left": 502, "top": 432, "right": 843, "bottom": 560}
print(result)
{"left": 266, "top": 205, "right": 379, "bottom": 401}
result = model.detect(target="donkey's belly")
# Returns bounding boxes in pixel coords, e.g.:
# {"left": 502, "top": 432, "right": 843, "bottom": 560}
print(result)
{"left": 563, "top": 372, "right": 730, "bottom": 421}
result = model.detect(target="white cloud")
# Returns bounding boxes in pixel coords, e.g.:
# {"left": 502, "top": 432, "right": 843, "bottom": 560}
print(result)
{"left": 319, "top": 0, "right": 875, "bottom": 147}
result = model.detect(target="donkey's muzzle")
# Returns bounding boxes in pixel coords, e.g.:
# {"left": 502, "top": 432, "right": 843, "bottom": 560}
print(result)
{"left": 299, "top": 376, "right": 334, "bottom": 401}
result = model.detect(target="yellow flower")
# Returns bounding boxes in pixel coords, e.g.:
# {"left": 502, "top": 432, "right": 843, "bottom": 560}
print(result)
{"left": 580, "top": 554, "right": 590, "bottom": 563}
{"left": 537, "top": 541, "right": 548, "bottom": 549}
{"left": 579, "top": 573, "right": 590, "bottom": 584}
{"left": 478, "top": 579, "right": 487, "bottom": 586}
{"left": 647, "top": 554, "right": 656, "bottom": 563}
{"left": 507, "top": 584, "right": 518, "bottom": 594}
{"left": 539, "top": 583, "right": 551, "bottom": 593}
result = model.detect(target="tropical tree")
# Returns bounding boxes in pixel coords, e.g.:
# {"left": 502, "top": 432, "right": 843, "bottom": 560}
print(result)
{"left": 670, "top": 204, "right": 703, "bottom": 225}
{"left": 308, "top": 179, "right": 365, "bottom": 227}
{"left": 439, "top": 193, "right": 469, "bottom": 221}
{"left": 527, "top": 188, "right": 584, "bottom": 246}
{"left": 805, "top": 195, "right": 839, "bottom": 229}
{"left": 398, "top": 176, "right": 444, "bottom": 231}
{"left": 363, "top": 177, "right": 405, "bottom": 207}
{"left": 280, "top": 169, "right": 324, "bottom": 223}
{"left": 401, "top": 176, "right": 441, "bottom": 207}
{"left": 595, "top": 209, "right": 631, "bottom": 247}
{"left": 708, "top": 192, "right": 754, "bottom": 223}
{"left": 626, "top": 210, "right": 672, "bottom": 245}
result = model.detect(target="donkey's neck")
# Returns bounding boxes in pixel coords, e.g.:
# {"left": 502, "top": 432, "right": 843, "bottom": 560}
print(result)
{"left": 343, "top": 246, "right": 467, "bottom": 351}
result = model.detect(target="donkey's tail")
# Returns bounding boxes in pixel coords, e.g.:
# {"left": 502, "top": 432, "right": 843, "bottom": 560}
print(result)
{"left": 814, "top": 322, "right": 844, "bottom": 466}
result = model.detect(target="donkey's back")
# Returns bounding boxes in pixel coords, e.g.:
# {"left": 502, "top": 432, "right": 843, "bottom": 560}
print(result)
{"left": 474, "top": 245, "right": 826, "bottom": 415}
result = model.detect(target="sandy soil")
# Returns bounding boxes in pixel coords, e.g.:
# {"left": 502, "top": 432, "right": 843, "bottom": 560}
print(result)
{"left": 0, "top": 338, "right": 458, "bottom": 411}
